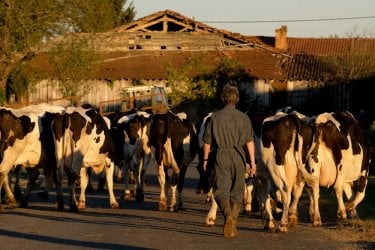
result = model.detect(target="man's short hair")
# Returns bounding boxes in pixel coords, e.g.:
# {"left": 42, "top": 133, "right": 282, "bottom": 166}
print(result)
{"left": 221, "top": 83, "right": 239, "bottom": 105}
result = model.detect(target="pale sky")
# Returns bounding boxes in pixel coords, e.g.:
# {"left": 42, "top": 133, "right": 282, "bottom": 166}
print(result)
{"left": 133, "top": 0, "right": 375, "bottom": 38}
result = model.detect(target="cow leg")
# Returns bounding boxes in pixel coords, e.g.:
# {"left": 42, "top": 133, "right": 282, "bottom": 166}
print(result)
{"left": 288, "top": 178, "right": 305, "bottom": 226}
{"left": 78, "top": 168, "right": 88, "bottom": 210}
{"left": 176, "top": 164, "right": 188, "bottom": 210}
{"left": 204, "top": 189, "right": 217, "bottom": 226}
{"left": 105, "top": 161, "right": 119, "bottom": 209}
{"left": 334, "top": 180, "right": 347, "bottom": 220}
{"left": 85, "top": 168, "right": 94, "bottom": 193}
{"left": 260, "top": 179, "right": 276, "bottom": 231}
{"left": 305, "top": 186, "right": 315, "bottom": 223}
{"left": 122, "top": 161, "right": 132, "bottom": 201}
{"left": 310, "top": 183, "right": 322, "bottom": 226}
{"left": 343, "top": 181, "right": 362, "bottom": 219}
{"left": 137, "top": 148, "right": 154, "bottom": 200}
{"left": 1, "top": 173, "right": 18, "bottom": 209}
{"left": 243, "top": 178, "right": 254, "bottom": 214}
{"left": 97, "top": 171, "right": 106, "bottom": 192}
{"left": 169, "top": 172, "right": 178, "bottom": 212}
{"left": 134, "top": 157, "right": 145, "bottom": 202}
{"left": 12, "top": 166, "right": 23, "bottom": 200}
{"left": 278, "top": 187, "right": 291, "bottom": 233}
{"left": 55, "top": 164, "right": 65, "bottom": 211}
{"left": 38, "top": 165, "right": 55, "bottom": 200}
{"left": 157, "top": 164, "right": 168, "bottom": 211}
{"left": 67, "top": 172, "right": 79, "bottom": 212}
{"left": 20, "top": 168, "right": 40, "bottom": 208}
{"left": 269, "top": 170, "right": 290, "bottom": 233}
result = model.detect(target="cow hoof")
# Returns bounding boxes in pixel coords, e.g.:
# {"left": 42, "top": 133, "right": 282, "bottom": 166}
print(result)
{"left": 5, "top": 196, "right": 17, "bottom": 207}
{"left": 347, "top": 209, "right": 358, "bottom": 219}
{"left": 276, "top": 225, "right": 288, "bottom": 233}
{"left": 78, "top": 200, "right": 86, "bottom": 210}
{"left": 169, "top": 205, "right": 177, "bottom": 212}
{"left": 203, "top": 219, "right": 216, "bottom": 227}
{"left": 110, "top": 202, "right": 119, "bottom": 209}
{"left": 312, "top": 220, "right": 322, "bottom": 227}
{"left": 38, "top": 191, "right": 49, "bottom": 200}
{"left": 159, "top": 200, "right": 168, "bottom": 211}
{"left": 337, "top": 210, "right": 347, "bottom": 220}
{"left": 288, "top": 215, "right": 298, "bottom": 227}
{"left": 122, "top": 192, "right": 132, "bottom": 201}
{"left": 244, "top": 209, "right": 252, "bottom": 215}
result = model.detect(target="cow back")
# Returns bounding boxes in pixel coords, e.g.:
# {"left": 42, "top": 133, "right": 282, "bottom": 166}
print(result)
{"left": 262, "top": 113, "right": 301, "bottom": 165}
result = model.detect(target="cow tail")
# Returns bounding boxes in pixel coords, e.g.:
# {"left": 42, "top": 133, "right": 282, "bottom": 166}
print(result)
{"left": 292, "top": 114, "right": 318, "bottom": 186}
{"left": 295, "top": 133, "right": 318, "bottom": 186}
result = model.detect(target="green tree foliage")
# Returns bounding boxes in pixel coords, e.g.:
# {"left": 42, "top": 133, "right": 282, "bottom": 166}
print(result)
{"left": 167, "top": 55, "right": 215, "bottom": 106}
{"left": 0, "top": 0, "right": 135, "bottom": 100}
{"left": 324, "top": 40, "right": 375, "bottom": 82}
{"left": 68, "top": 0, "right": 135, "bottom": 32}
{"left": 323, "top": 39, "right": 375, "bottom": 110}
{"left": 48, "top": 35, "right": 99, "bottom": 101}
{"left": 167, "top": 56, "right": 253, "bottom": 120}
{"left": 6, "top": 65, "right": 29, "bottom": 103}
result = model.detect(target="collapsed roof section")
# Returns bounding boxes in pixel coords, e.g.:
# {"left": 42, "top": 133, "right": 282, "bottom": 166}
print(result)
{"left": 111, "top": 9, "right": 270, "bottom": 49}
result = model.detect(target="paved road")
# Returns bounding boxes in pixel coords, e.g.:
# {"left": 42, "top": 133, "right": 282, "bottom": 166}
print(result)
{"left": 0, "top": 165, "right": 366, "bottom": 250}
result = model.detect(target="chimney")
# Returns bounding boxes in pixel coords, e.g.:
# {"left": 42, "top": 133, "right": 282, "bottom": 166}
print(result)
{"left": 275, "top": 26, "right": 288, "bottom": 50}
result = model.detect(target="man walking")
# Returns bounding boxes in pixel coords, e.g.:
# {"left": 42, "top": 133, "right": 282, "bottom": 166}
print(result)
{"left": 202, "top": 83, "right": 256, "bottom": 238}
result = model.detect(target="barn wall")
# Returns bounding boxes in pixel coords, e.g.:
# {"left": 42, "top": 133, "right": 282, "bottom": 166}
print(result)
{"left": 29, "top": 79, "right": 168, "bottom": 111}
{"left": 31, "top": 78, "right": 343, "bottom": 113}
{"left": 238, "top": 79, "right": 270, "bottom": 107}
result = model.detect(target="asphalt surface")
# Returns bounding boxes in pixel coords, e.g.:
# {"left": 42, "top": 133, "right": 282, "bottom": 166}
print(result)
{"left": 0, "top": 163, "right": 367, "bottom": 250}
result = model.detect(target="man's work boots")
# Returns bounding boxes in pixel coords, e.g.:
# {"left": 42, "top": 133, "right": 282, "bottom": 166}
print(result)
{"left": 223, "top": 215, "right": 235, "bottom": 237}
{"left": 230, "top": 201, "right": 241, "bottom": 238}
{"left": 217, "top": 199, "right": 235, "bottom": 238}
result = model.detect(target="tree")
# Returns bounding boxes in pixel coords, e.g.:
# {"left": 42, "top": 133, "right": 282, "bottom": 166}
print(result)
{"left": 166, "top": 55, "right": 215, "bottom": 107}
{"left": 323, "top": 38, "right": 375, "bottom": 110}
{"left": 68, "top": 0, "right": 135, "bottom": 32}
{"left": 0, "top": 0, "right": 135, "bottom": 103}
{"left": 167, "top": 56, "right": 254, "bottom": 120}
{"left": 48, "top": 35, "right": 100, "bottom": 103}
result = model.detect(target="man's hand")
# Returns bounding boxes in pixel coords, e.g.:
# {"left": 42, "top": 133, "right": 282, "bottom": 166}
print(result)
{"left": 246, "top": 163, "right": 256, "bottom": 176}
{"left": 203, "top": 160, "right": 208, "bottom": 171}
{"left": 250, "top": 162, "right": 256, "bottom": 175}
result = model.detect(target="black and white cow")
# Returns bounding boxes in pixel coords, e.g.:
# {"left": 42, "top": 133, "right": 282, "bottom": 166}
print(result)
{"left": 303, "top": 111, "right": 370, "bottom": 226}
{"left": 259, "top": 108, "right": 317, "bottom": 232}
{"left": 150, "top": 110, "right": 199, "bottom": 211}
{"left": 114, "top": 110, "right": 153, "bottom": 202}
{"left": 0, "top": 103, "right": 65, "bottom": 210}
{"left": 52, "top": 105, "right": 119, "bottom": 211}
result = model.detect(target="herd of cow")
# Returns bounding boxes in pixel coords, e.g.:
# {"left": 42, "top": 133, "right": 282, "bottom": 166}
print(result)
{"left": 0, "top": 103, "right": 371, "bottom": 234}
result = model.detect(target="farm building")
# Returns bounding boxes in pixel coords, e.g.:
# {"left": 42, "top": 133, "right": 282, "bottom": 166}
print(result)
{"left": 23, "top": 9, "right": 375, "bottom": 117}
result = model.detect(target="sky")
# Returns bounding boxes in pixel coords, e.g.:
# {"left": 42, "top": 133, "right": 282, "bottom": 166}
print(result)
{"left": 132, "top": 0, "right": 375, "bottom": 38}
